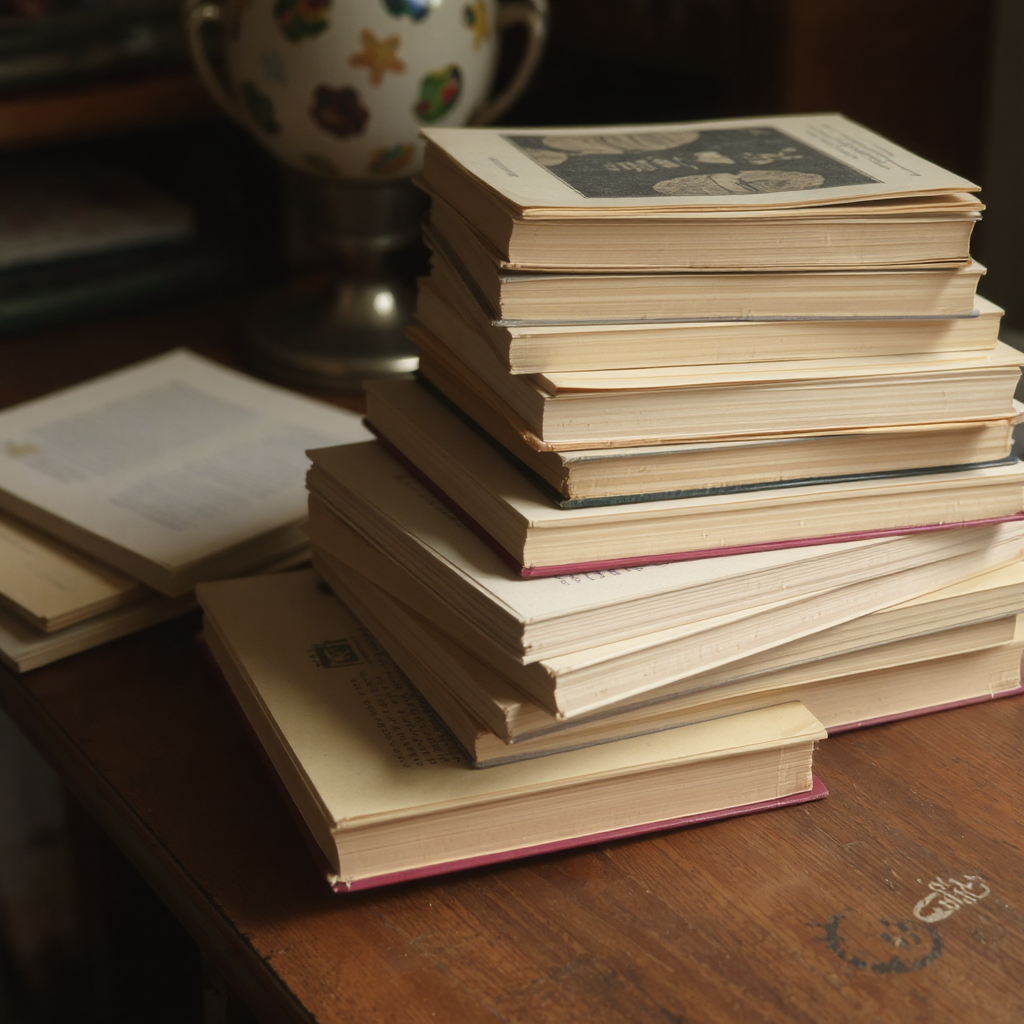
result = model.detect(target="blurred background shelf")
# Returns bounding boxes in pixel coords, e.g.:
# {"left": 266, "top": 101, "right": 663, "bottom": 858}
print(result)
{"left": 0, "top": 72, "right": 215, "bottom": 150}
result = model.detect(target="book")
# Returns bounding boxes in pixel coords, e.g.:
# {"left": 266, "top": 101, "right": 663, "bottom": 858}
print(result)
{"left": 0, "top": 583, "right": 195, "bottom": 675}
{"left": 0, "top": 525, "right": 310, "bottom": 673}
{"left": 367, "top": 377, "right": 1021, "bottom": 507}
{"left": 0, "top": 349, "right": 371, "bottom": 596}
{"left": 425, "top": 218, "right": 985, "bottom": 323}
{"left": 425, "top": 186, "right": 979, "bottom": 275}
{"left": 311, "top": 518, "right": 1024, "bottom": 718}
{"left": 0, "top": 510, "right": 146, "bottom": 632}
{"left": 411, "top": 321, "right": 1022, "bottom": 448}
{"left": 196, "top": 568, "right": 828, "bottom": 890}
{"left": 419, "top": 114, "right": 981, "bottom": 270}
{"left": 411, "top": 334, "right": 1024, "bottom": 455}
{"left": 318, "top": 556, "right": 1024, "bottom": 766}
{"left": 418, "top": 269, "right": 1005, "bottom": 374}
{"left": 349, "top": 385, "right": 1024, "bottom": 574}
{"left": 303, "top": 442, "right": 1024, "bottom": 669}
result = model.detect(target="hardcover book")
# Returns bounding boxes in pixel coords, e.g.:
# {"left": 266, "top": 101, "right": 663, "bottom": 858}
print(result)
{"left": 197, "top": 568, "right": 828, "bottom": 891}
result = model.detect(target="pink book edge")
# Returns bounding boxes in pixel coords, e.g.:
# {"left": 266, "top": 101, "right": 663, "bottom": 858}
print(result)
{"left": 827, "top": 680, "right": 1024, "bottom": 735}
{"left": 367, "top": 432, "right": 1024, "bottom": 578}
{"left": 334, "top": 776, "right": 830, "bottom": 893}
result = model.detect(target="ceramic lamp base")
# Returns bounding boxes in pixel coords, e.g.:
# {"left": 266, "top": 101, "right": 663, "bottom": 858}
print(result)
{"left": 245, "top": 177, "right": 425, "bottom": 392}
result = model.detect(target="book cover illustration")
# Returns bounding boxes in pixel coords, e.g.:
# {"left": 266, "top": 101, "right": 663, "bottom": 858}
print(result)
{"left": 503, "top": 126, "right": 880, "bottom": 200}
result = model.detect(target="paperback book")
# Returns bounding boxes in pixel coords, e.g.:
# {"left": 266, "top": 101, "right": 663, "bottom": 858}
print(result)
{"left": 425, "top": 219, "right": 984, "bottom": 323}
{"left": 419, "top": 114, "right": 981, "bottom": 271}
{"left": 303, "top": 442, "right": 1024, "bottom": 679}
{"left": 0, "top": 349, "right": 371, "bottom": 596}
{"left": 337, "top": 394, "right": 1024, "bottom": 574}
{"left": 417, "top": 269, "right": 1004, "bottom": 374}
{"left": 367, "top": 376, "right": 1021, "bottom": 508}
{"left": 412, "top": 321, "right": 1022, "bottom": 447}
{"left": 318, "top": 553, "right": 1023, "bottom": 766}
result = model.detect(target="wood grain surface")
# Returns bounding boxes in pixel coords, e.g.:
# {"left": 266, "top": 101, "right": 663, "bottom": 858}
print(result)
{"left": 1, "top": 302, "right": 1021, "bottom": 1023}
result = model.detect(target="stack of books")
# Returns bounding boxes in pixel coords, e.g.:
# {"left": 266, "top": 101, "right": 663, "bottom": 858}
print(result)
{"left": 0, "top": 349, "right": 370, "bottom": 671}
{"left": 200, "top": 114, "right": 1024, "bottom": 891}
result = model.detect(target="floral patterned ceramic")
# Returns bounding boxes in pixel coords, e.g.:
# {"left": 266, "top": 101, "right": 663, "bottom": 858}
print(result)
{"left": 186, "top": 0, "right": 546, "bottom": 180}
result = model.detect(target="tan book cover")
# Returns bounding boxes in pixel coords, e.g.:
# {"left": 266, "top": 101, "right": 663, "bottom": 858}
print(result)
{"left": 424, "top": 218, "right": 984, "bottom": 321}
{"left": 421, "top": 115, "right": 979, "bottom": 216}
{"left": 312, "top": 520, "right": 1024, "bottom": 718}
{"left": 197, "top": 569, "right": 826, "bottom": 889}
{"left": 413, "top": 326, "right": 1020, "bottom": 449}
{"left": 420, "top": 115, "right": 980, "bottom": 270}
{"left": 0, "top": 546, "right": 311, "bottom": 674}
{"left": 368, "top": 376, "right": 1018, "bottom": 505}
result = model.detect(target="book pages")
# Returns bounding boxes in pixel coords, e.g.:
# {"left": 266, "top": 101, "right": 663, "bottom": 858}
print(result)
{"left": 0, "top": 349, "right": 371, "bottom": 595}
{"left": 197, "top": 569, "right": 825, "bottom": 827}
{"left": 0, "top": 511, "right": 145, "bottom": 631}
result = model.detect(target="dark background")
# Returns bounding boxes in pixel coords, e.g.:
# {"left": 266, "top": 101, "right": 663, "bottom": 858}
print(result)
{"left": 1, "top": 1, "right": 1022, "bottom": 1021}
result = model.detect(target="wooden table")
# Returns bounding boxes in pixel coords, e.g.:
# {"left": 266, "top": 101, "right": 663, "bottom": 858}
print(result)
{"left": 2, "top": 303, "right": 1023, "bottom": 1023}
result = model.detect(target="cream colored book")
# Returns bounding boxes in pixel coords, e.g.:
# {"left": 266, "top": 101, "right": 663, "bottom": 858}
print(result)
{"left": 411, "top": 321, "right": 1023, "bottom": 469}
{"left": 368, "top": 376, "right": 1021, "bottom": 507}
{"left": 417, "top": 335, "right": 1024, "bottom": 453}
{"left": 418, "top": 269, "right": 1004, "bottom": 374}
{"left": 425, "top": 216, "right": 983, "bottom": 322}
{"left": 0, "top": 511, "right": 146, "bottom": 631}
{"left": 0, "top": 349, "right": 371, "bottom": 596}
{"left": 369, "top": 377, "right": 1019, "bottom": 506}
{"left": 360, "top": 380, "right": 1024, "bottom": 573}
{"left": 420, "top": 115, "right": 980, "bottom": 270}
{"left": 313, "top": 525, "right": 1024, "bottom": 717}
{"left": 0, "top": 547, "right": 311, "bottom": 674}
{"left": 0, "top": 589, "right": 195, "bottom": 674}
{"left": 319, "top": 558, "right": 1023, "bottom": 766}
{"left": 424, "top": 186, "right": 977, "bottom": 274}
{"left": 196, "top": 569, "right": 827, "bottom": 891}
{"left": 412, "top": 321, "right": 1021, "bottom": 447}
{"left": 304, "top": 441, "right": 1024, "bottom": 668}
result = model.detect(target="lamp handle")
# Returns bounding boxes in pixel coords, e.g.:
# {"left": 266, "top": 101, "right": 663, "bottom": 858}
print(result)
{"left": 184, "top": 1, "right": 243, "bottom": 123}
{"left": 472, "top": 0, "right": 548, "bottom": 126}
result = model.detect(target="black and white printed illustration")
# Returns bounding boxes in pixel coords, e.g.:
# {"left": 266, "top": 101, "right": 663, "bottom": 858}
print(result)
{"left": 503, "top": 126, "right": 879, "bottom": 199}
